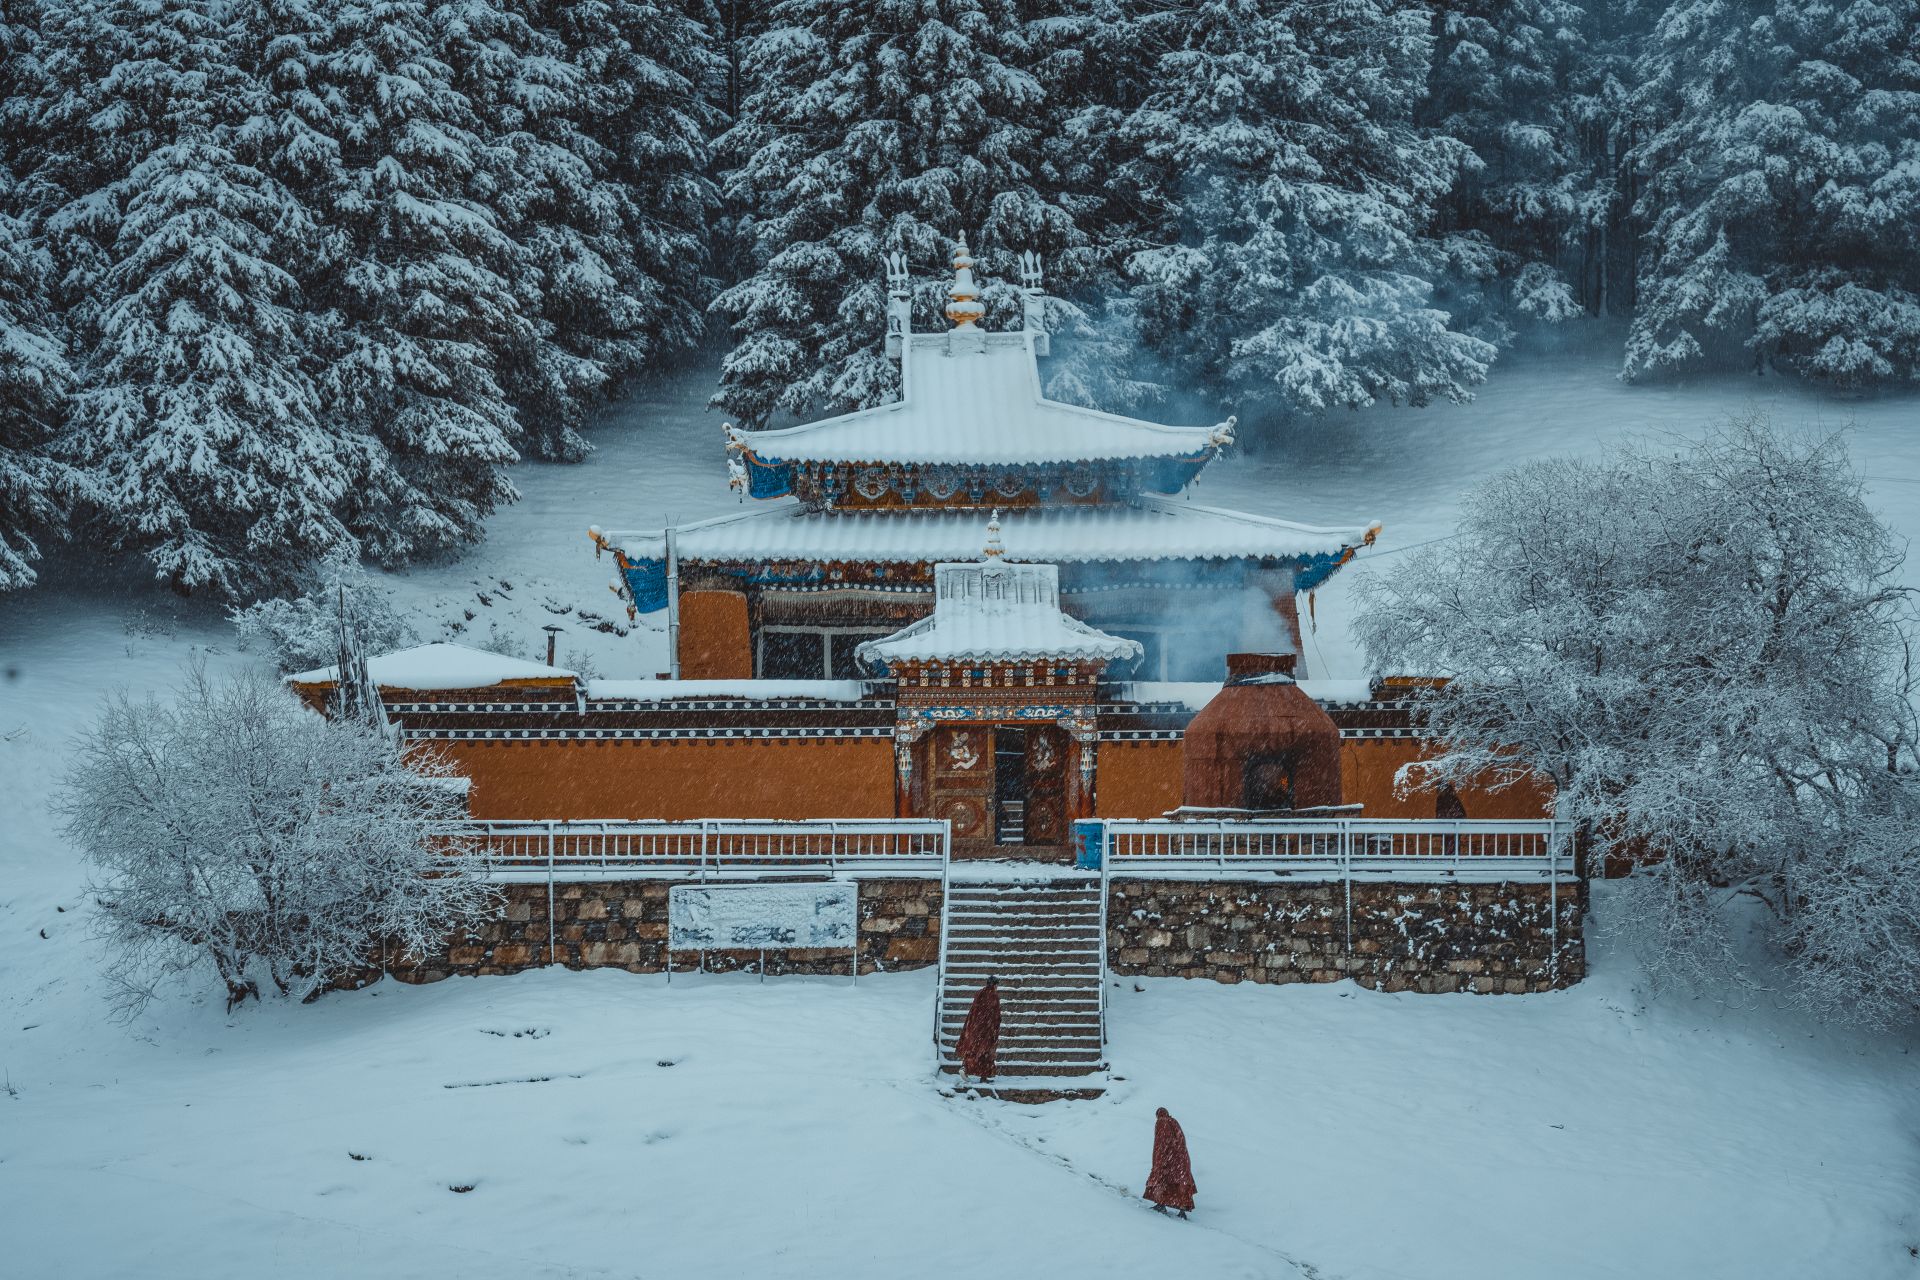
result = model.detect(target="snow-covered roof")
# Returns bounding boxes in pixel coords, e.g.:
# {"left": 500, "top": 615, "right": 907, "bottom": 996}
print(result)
{"left": 732, "top": 332, "right": 1230, "bottom": 467}
{"left": 586, "top": 679, "right": 871, "bottom": 703}
{"left": 288, "top": 643, "right": 575, "bottom": 690}
{"left": 610, "top": 497, "right": 1377, "bottom": 568}
{"left": 857, "top": 533, "right": 1142, "bottom": 669}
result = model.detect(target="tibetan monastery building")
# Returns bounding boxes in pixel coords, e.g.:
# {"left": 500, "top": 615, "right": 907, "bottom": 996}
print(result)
{"left": 327, "top": 242, "right": 1550, "bottom": 854}
{"left": 302, "top": 242, "right": 1579, "bottom": 1040}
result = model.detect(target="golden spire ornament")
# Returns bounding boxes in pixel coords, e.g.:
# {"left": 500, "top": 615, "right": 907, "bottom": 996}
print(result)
{"left": 945, "top": 235, "right": 986, "bottom": 329}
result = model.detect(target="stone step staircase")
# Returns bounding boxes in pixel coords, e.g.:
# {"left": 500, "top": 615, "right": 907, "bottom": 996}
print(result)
{"left": 936, "top": 878, "right": 1107, "bottom": 1099}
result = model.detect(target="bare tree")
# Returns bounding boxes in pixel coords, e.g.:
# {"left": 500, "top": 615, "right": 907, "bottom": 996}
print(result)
{"left": 1355, "top": 412, "right": 1920, "bottom": 1024}
{"left": 57, "top": 661, "right": 497, "bottom": 1016}
{"left": 229, "top": 549, "right": 417, "bottom": 673}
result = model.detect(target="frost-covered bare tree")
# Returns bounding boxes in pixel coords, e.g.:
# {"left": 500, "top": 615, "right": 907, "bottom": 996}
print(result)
{"left": 229, "top": 549, "right": 417, "bottom": 673}
{"left": 1355, "top": 412, "right": 1920, "bottom": 1024}
{"left": 57, "top": 661, "right": 496, "bottom": 1015}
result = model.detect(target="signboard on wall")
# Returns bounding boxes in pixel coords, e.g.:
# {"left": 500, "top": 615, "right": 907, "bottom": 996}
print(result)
{"left": 667, "top": 883, "right": 858, "bottom": 952}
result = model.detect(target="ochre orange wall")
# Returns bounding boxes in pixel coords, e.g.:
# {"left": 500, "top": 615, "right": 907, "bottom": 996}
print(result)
{"left": 427, "top": 732, "right": 1549, "bottom": 823}
{"left": 1094, "top": 736, "right": 1553, "bottom": 819}
{"left": 435, "top": 738, "right": 896, "bottom": 820}
{"left": 1095, "top": 741, "right": 1185, "bottom": 817}
{"left": 1339, "top": 739, "right": 1554, "bottom": 819}
{"left": 678, "top": 590, "right": 753, "bottom": 679}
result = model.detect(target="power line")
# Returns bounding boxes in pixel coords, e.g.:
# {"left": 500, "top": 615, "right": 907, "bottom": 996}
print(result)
{"left": 1362, "top": 533, "right": 1460, "bottom": 560}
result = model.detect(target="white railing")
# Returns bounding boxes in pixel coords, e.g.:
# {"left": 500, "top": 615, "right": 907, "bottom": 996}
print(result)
{"left": 454, "top": 818, "right": 949, "bottom": 882}
{"left": 1093, "top": 816, "right": 1575, "bottom": 986}
{"left": 1096, "top": 818, "right": 1574, "bottom": 881}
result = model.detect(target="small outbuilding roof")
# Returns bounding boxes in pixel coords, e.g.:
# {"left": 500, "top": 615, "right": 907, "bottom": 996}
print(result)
{"left": 288, "top": 643, "right": 576, "bottom": 691}
{"left": 856, "top": 518, "right": 1142, "bottom": 670}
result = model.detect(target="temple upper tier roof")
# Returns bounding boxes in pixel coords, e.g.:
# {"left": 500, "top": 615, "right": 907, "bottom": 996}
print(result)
{"left": 734, "top": 332, "right": 1231, "bottom": 468}
{"left": 722, "top": 241, "right": 1234, "bottom": 508}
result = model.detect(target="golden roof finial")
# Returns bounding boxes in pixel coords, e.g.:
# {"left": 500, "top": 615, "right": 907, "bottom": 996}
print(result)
{"left": 945, "top": 234, "right": 986, "bottom": 330}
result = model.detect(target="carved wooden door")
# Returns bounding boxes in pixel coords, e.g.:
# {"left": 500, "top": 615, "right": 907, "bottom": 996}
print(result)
{"left": 1022, "top": 725, "right": 1070, "bottom": 848}
{"left": 929, "top": 725, "right": 994, "bottom": 855}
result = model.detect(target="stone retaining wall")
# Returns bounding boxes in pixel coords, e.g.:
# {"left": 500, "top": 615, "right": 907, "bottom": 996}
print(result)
{"left": 1107, "top": 879, "right": 1583, "bottom": 993}
{"left": 388, "top": 876, "right": 1583, "bottom": 994}
{"left": 391, "top": 879, "right": 942, "bottom": 982}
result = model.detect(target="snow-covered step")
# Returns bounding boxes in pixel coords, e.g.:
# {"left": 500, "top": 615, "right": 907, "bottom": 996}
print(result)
{"left": 934, "top": 873, "right": 1108, "bottom": 1096}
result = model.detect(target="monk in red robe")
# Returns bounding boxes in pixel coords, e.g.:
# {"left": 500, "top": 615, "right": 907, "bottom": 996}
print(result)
{"left": 1144, "top": 1107, "right": 1196, "bottom": 1216}
{"left": 956, "top": 976, "right": 1000, "bottom": 1080}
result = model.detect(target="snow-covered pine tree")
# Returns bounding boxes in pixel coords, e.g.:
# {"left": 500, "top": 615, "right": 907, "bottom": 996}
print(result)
{"left": 433, "top": 0, "right": 602, "bottom": 461}
{"left": 1559, "top": 0, "right": 1645, "bottom": 319}
{"left": 1120, "top": 0, "right": 1496, "bottom": 429}
{"left": 1013, "top": 0, "right": 1170, "bottom": 411}
{"left": 0, "top": 2, "right": 52, "bottom": 196}
{"left": 712, "top": 0, "right": 1081, "bottom": 426}
{"left": 15, "top": 0, "right": 150, "bottom": 314}
{"left": 1421, "top": 0, "right": 1586, "bottom": 336}
{"left": 513, "top": 0, "right": 719, "bottom": 439}
{"left": 49, "top": 0, "right": 354, "bottom": 598}
{"left": 283, "top": 0, "right": 529, "bottom": 565}
{"left": 0, "top": 165, "right": 76, "bottom": 591}
{"left": 1624, "top": 0, "right": 1920, "bottom": 385}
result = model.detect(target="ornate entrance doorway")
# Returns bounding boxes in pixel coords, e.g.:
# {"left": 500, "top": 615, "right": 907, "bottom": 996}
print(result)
{"left": 920, "top": 721, "right": 1074, "bottom": 857}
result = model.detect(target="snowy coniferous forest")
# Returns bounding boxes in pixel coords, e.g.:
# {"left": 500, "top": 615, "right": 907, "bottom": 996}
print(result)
{"left": 1, "top": 0, "right": 1917, "bottom": 599}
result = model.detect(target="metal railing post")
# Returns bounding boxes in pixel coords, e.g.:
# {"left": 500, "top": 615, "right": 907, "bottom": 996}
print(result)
{"left": 1097, "top": 819, "right": 1111, "bottom": 1048}
{"left": 1341, "top": 819, "right": 1353, "bottom": 956}
{"left": 1548, "top": 820, "right": 1563, "bottom": 986}
{"left": 932, "top": 818, "right": 953, "bottom": 1053}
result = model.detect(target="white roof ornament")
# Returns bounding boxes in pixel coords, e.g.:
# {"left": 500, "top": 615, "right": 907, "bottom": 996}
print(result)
{"left": 1018, "top": 250, "right": 1043, "bottom": 292}
{"left": 1208, "top": 414, "right": 1238, "bottom": 449}
{"left": 1018, "top": 249, "right": 1049, "bottom": 354}
{"left": 885, "top": 250, "right": 911, "bottom": 359}
{"left": 723, "top": 422, "right": 748, "bottom": 495}
{"left": 983, "top": 508, "right": 1004, "bottom": 559}
{"left": 945, "top": 235, "right": 985, "bottom": 330}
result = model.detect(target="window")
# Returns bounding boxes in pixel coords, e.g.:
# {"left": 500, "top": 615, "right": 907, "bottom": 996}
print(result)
{"left": 760, "top": 630, "right": 826, "bottom": 679}
{"left": 758, "top": 627, "right": 895, "bottom": 679}
{"left": 829, "top": 632, "right": 890, "bottom": 679}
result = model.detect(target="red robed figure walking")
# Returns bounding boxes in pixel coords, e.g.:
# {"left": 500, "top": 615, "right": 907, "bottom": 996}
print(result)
{"left": 956, "top": 976, "right": 1000, "bottom": 1080}
{"left": 1144, "top": 1107, "right": 1197, "bottom": 1215}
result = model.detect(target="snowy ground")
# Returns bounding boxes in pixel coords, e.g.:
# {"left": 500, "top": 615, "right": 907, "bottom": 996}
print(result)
{"left": 4, "top": 341, "right": 1920, "bottom": 1277}
{"left": 3, "top": 909, "right": 1917, "bottom": 1279}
